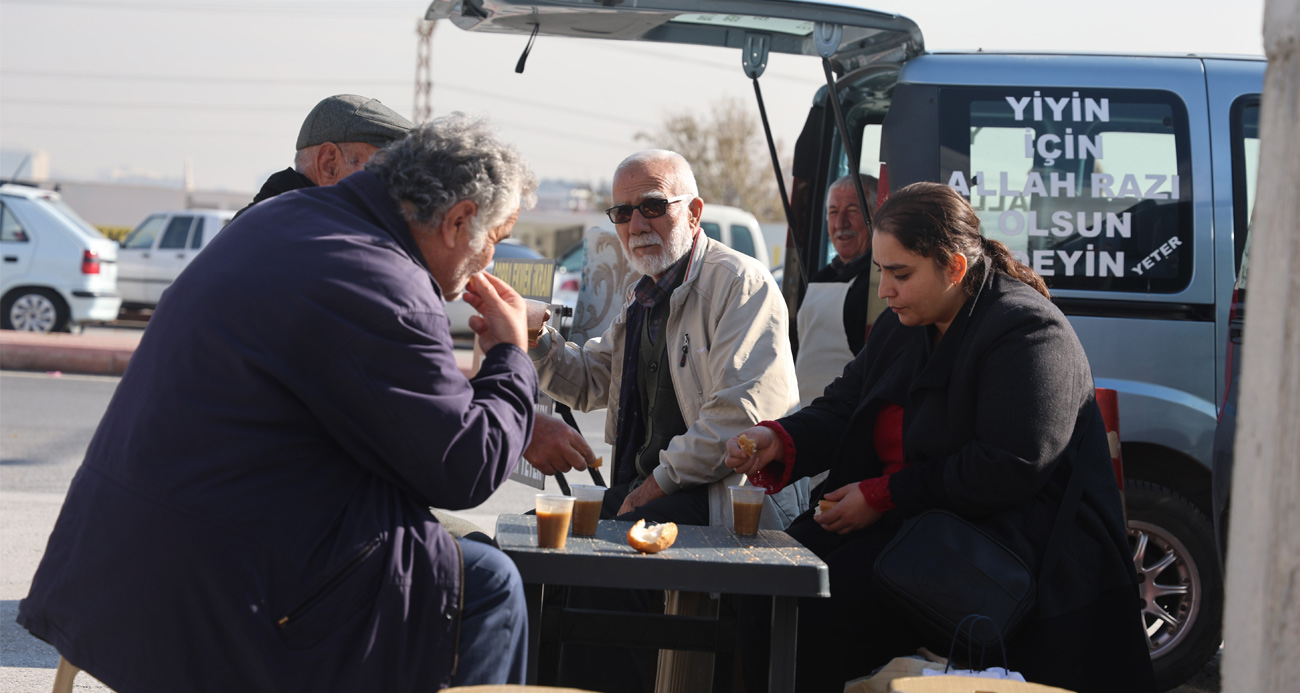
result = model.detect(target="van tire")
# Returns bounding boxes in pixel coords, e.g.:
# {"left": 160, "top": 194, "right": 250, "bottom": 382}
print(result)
{"left": 1, "top": 287, "right": 71, "bottom": 333}
{"left": 1125, "top": 480, "right": 1223, "bottom": 691}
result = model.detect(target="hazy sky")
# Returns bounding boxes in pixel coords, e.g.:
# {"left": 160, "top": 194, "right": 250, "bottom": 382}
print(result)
{"left": 0, "top": 0, "right": 1267, "bottom": 194}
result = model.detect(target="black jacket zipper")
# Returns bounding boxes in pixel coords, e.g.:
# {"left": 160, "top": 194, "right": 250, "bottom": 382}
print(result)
{"left": 276, "top": 539, "right": 381, "bottom": 629}
{"left": 450, "top": 538, "right": 465, "bottom": 676}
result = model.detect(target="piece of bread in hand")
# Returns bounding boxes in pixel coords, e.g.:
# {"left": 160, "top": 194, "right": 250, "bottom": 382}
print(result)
{"left": 627, "top": 519, "right": 678, "bottom": 554}
{"left": 590, "top": 456, "right": 603, "bottom": 469}
{"left": 814, "top": 499, "right": 838, "bottom": 517}
{"left": 737, "top": 434, "right": 757, "bottom": 458}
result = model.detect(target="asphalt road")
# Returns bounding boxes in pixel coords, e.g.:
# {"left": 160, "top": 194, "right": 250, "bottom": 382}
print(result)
{"left": 0, "top": 369, "right": 1221, "bottom": 692}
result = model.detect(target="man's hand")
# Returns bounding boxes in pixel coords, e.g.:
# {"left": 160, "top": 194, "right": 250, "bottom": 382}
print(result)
{"left": 814, "top": 482, "right": 883, "bottom": 534}
{"left": 462, "top": 271, "right": 527, "bottom": 352}
{"left": 523, "top": 415, "right": 596, "bottom": 475}
{"left": 618, "top": 474, "right": 667, "bottom": 516}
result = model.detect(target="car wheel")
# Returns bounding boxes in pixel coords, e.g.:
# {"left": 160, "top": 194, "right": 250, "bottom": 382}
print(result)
{"left": 1, "top": 288, "right": 70, "bottom": 333}
{"left": 1125, "top": 480, "right": 1224, "bottom": 691}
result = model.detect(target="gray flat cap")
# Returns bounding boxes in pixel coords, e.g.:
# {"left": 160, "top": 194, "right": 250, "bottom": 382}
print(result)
{"left": 296, "top": 95, "right": 414, "bottom": 150}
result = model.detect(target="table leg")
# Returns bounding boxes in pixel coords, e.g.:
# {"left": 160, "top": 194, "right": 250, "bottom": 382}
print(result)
{"left": 524, "top": 583, "right": 543, "bottom": 684}
{"left": 768, "top": 596, "right": 798, "bottom": 693}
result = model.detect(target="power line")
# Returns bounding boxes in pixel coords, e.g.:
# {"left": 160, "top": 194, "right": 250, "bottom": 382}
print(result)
{"left": 0, "top": 68, "right": 407, "bottom": 87}
{"left": 0, "top": 69, "right": 661, "bottom": 128}
{"left": 0, "top": 0, "right": 416, "bottom": 14}
{"left": 1, "top": 98, "right": 306, "bottom": 113}
{"left": 1, "top": 118, "right": 637, "bottom": 151}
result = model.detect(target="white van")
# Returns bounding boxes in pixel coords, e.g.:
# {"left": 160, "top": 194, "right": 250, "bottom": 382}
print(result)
{"left": 117, "top": 209, "right": 235, "bottom": 309}
{"left": 1, "top": 184, "right": 122, "bottom": 332}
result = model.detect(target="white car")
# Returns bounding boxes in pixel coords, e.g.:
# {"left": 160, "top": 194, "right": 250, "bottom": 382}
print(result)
{"left": 117, "top": 209, "right": 235, "bottom": 309}
{"left": 1, "top": 184, "right": 122, "bottom": 332}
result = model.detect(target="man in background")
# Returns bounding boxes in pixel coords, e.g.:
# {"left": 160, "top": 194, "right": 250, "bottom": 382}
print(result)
{"left": 235, "top": 93, "right": 413, "bottom": 218}
{"left": 795, "top": 172, "right": 885, "bottom": 407}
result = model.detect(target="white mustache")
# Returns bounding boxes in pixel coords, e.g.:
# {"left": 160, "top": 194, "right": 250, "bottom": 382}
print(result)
{"left": 629, "top": 235, "right": 664, "bottom": 250}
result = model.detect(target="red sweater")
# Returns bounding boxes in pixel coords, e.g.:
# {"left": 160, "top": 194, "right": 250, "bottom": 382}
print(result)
{"left": 750, "top": 404, "right": 907, "bottom": 512}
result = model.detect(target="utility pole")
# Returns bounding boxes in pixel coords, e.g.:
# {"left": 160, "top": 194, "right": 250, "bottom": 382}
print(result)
{"left": 414, "top": 19, "right": 437, "bottom": 124}
{"left": 1223, "top": 0, "right": 1300, "bottom": 690}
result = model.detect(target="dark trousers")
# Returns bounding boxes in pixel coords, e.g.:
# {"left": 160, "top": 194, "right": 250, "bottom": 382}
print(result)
{"left": 555, "top": 481, "right": 711, "bottom": 693}
{"left": 740, "top": 511, "right": 925, "bottom": 693}
{"left": 448, "top": 538, "right": 529, "bottom": 687}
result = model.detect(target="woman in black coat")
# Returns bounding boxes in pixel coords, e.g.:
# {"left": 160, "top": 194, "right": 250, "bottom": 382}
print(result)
{"left": 727, "top": 182, "right": 1154, "bottom": 692}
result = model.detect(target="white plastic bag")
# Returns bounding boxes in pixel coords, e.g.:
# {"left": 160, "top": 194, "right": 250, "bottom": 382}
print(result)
{"left": 921, "top": 667, "right": 1026, "bottom": 681}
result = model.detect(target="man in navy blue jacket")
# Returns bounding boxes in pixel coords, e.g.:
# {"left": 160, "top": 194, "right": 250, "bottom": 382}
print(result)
{"left": 18, "top": 114, "right": 539, "bottom": 691}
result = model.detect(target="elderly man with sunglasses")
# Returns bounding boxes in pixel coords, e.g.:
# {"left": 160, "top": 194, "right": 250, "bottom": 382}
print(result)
{"left": 525, "top": 149, "right": 799, "bottom": 692}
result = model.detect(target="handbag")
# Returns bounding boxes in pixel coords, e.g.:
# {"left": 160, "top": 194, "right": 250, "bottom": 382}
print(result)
{"left": 872, "top": 462, "right": 1085, "bottom": 653}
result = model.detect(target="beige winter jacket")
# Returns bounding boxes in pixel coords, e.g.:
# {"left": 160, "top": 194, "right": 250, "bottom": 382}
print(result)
{"left": 531, "top": 235, "right": 800, "bottom": 527}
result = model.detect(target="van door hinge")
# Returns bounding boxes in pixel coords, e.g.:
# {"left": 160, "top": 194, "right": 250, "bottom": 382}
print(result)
{"left": 742, "top": 32, "right": 770, "bottom": 79}
{"left": 814, "top": 22, "right": 843, "bottom": 59}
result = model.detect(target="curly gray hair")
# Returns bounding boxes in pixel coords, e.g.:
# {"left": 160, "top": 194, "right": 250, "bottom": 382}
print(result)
{"left": 365, "top": 113, "right": 537, "bottom": 245}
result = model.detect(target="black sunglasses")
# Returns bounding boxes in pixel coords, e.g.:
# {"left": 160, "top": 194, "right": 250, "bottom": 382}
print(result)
{"left": 604, "top": 194, "right": 693, "bottom": 224}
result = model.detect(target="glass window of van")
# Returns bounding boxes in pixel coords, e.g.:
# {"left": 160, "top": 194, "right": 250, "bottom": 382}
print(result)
{"left": 730, "top": 225, "right": 757, "bottom": 258}
{"left": 122, "top": 214, "right": 166, "bottom": 249}
{"left": 701, "top": 222, "right": 722, "bottom": 242}
{"left": 1230, "top": 97, "right": 1259, "bottom": 275}
{"left": 939, "top": 89, "right": 1192, "bottom": 293}
{"left": 190, "top": 218, "right": 206, "bottom": 250}
{"left": 159, "top": 216, "right": 195, "bottom": 250}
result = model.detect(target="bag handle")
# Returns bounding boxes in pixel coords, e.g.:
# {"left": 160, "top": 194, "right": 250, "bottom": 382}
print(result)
{"left": 945, "top": 614, "right": 1009, "bottom": 673}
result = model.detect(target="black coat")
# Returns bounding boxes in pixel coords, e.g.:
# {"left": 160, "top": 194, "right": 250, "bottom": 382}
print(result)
{"left": 17, "top": 171, "right": 538, "bottom": 691}
{"left": 781, "top": 265, "right": 1154, "bottom": 692}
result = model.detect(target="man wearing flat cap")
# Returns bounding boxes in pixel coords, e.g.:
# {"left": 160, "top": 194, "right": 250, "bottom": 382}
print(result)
{"left": 236, "top": 94, "right": 414, "bottom": 217}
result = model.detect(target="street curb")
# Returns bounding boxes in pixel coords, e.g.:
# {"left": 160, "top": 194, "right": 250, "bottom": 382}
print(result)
{"left": 0, "top": 332, "right": 136, "bottom": 376}
{"left": 0, "top": 331, "right": 478, "bottom": 378}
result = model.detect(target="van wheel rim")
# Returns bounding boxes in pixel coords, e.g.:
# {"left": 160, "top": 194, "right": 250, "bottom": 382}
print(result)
{"left": 1129, "top": 519, "right": 1201, "bottom": 659}
{"left": 10, "top": 293, "right": 57, "bottom": 332}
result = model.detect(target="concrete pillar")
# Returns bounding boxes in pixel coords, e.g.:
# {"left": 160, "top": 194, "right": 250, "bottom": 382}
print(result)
{"left": 1223, "top": 0, "right": 1300, "bottom": 690}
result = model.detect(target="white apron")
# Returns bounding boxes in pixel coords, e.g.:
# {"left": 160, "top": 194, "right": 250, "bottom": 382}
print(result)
{"left": 795, "top": 265, "right": 886, "bottom": 408}
{"left": 796, "top": 280, "right": 856, "bottom": 408}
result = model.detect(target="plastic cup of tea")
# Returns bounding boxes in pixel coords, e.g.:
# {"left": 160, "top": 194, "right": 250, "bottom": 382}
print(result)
{"left": 729, "top": 485, "right": 765, "bottom": 536}
{"left": 524, "top": 299, "right": 552, "bottom": 347}
{"left": 569, "top": 484, "right": 606, "bottom": 536}
{"left": 534, "top": 494, "right": 575, "bottom": 549}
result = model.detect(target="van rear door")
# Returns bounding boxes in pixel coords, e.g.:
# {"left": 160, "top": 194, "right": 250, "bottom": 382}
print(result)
{"left": 426, "top": 0, "right": 923, "bottom": 68}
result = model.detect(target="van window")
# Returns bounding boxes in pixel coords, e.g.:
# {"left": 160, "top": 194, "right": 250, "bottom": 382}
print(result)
{"left": 1, "top": 203, "right": 30, "bottom": 242}
{"left": 1230, "top": 96, "right": 1259, "bottom": 274}
{"left": 159, "top": 216, "right": 195, "bottom": 250}
{"left": 730, "top": 225, "right": 757, "bottom": 258}
{"left": 938, "top": 88, "right": 1192, "bottom": 293}
{"left": 123, "top": 214, "right": 166, "bottom": 249}
{"left": 701, "top": 222, "right": 722, "bottom": 242}
{"left": 191, "top": 218, "right": 206, "bottom": 250}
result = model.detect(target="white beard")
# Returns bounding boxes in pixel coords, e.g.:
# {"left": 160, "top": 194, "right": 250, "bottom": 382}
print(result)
{"left": 624, "top": 228, "right": 694, "bottom": 277}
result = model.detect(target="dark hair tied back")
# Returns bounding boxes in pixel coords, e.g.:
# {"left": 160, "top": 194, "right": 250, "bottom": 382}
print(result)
{"left": 872, "top": 182, "right": 1049, "bottom": 299}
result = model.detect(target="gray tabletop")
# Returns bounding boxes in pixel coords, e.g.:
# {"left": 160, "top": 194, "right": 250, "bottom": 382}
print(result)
{"left": 495, "top": 514, "right": 829, "bottom": 598}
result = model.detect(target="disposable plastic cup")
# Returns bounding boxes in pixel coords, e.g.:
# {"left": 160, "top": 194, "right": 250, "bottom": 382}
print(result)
{"left": 535, "top": 494, "right": 575, "bottom": 549}
{"left": 569, "top": 484, "right": 606, "bottom": 536}
{"left": 729, "top": 485, "right": 765, "bottom": 536}
{"left": 524, "top": 299, "right": 552, "bottom": 346}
